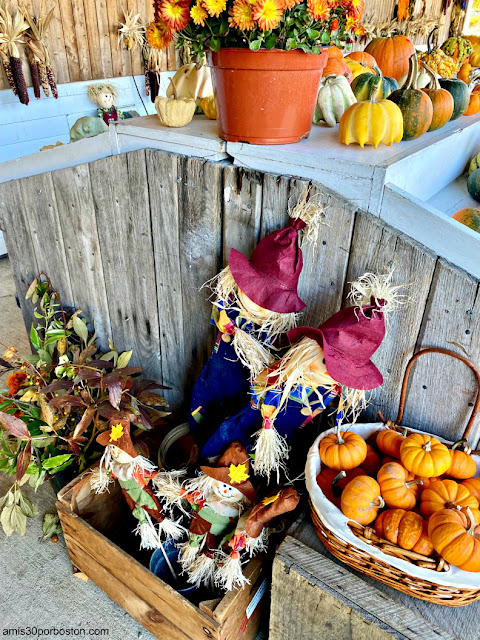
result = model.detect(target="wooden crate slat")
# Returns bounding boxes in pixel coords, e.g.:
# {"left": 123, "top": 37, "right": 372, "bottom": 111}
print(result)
{"left": 344, "top": 211, "right": 437, "bottom": 426}
{"left": 51, "top": 163, "right": 112, "bottom": 352}
{"left": 403, "top": 259, "right": 480, "bottom": 448}
{"left": 56, "top": 502, "right": 220, "bottom": 640}
{"left": 222, "top": 165, "right": 263, "bottom": 268}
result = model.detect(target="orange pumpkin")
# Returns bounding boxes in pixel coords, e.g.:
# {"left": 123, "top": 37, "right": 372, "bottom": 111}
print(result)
{"left": 347, "top": 51, "right": 377, "bottom": 67}
{"left": 316, "top": 467, "right": 364, "bottom": 508}
{"left": 377, "top": 462, "right": 422, "bottom": 510}
{"left": 329, "top": 45, "right": 343, "bottom": 59}
{"left": 416, "top": 475, "right": 442, "bottom": 496}
{"left": 464, "top": 90, "right": 480, "bottom": 116}
{"left": 322, "top": 57, "right": 353, "bottom": 83}
{"left": 452, "top": 208, "right": 480, "bottom": 233}
{"left": 340, "top": 475, "right": 384, "bottom": 525}
{"left": 365, "top": 35, "right": 416, "bottom": 81}
{"left": 421, "top": 63, "right": 454, "bottom": 131}
{"left": 375, "top": 509, "right": 434, "bottom": 556}
{"left": 445, "top": 441, "right": 477, "bottom": 479}
{"left": 458, "top": 61, "right": 475, "bottom": 83}
{"left": 362, "top": 444, "right": 381, "bottom": 476}
{"left": 319, "top": 430, "right": 367, "bottom": 470}
{"left": 461, "top": 478, "right": 480, "bottom": 502}
{"left": 420, "top": 478, "right": 479, "bottom": 517}
{"left": 400, "top": 433, "right": 451, "bottom": 477}
{"left": 376, "top": 427, "right": 406, "bottom": 459}
{"left": 428, "top": 507, "right": 480, "bottom": 571}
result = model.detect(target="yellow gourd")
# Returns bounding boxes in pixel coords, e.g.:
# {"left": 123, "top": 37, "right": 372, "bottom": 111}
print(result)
{"left": 339, "top": 77, "right": 403, "bottom": 148}
{"left": 155, "top": 78, "right": 196, "bottom": 127}
{"left": 166, "top": 63, "right": 213, "bottom": 103}
{"left": 201, "top": 95, "right": 217, "bottom": 120}
{"left": 344, "top": 57, "right": 373, "bottom": 80}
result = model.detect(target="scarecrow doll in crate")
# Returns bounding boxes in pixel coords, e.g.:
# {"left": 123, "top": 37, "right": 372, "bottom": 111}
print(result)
{"left": 200, "top": 271, "right": 407, "bottom": 481}
{"left": 88, "top": 82, "right": 125, "bottom": 126}
{"left": 154, "top": 442, "right": 300, "bottom": 589}
{"left": 90, "top": 421, "right": 182, "bottom": 549}
{"left": 189, "top": 190, "right": 325, "bottom": 449}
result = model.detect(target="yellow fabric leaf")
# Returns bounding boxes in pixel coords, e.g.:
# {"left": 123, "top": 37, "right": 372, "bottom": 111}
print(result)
{"left": 228, "top": 463, "right": 249, "bottom": 485}
{"left": 109, "top": 423, "right": 124, "bottom": 442}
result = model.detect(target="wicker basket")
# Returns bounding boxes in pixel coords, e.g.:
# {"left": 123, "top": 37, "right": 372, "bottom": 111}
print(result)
{"left": 306, "top": 347, "right": 480, "bottom": 607}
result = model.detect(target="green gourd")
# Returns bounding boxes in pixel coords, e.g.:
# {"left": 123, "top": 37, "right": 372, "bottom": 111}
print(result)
{"left": 467, "top": 168, "right": 480, "bottom": 202}
{"left": 351, "top": 67, "right": 399, "bottom": 101}
{"left": 469, "top": 152, "right": 480, "bottom": 175}
{"left": 438, "top": 78, "right": 470, "bottom": 120}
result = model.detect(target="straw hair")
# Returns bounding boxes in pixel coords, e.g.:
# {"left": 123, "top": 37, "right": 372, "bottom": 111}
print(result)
{"left": 289, "top": 186, "right": 328, "bottom": 248}
{"left": 214, "top": 551, "right": 250, "bottom": 591}
{"left": 183, "top": 473, "right": 250, "bottom": 512}
{"left": 186, "top": 553, "right": 216, "bottom": 588}
{"left": 252, "top": 427, "right": 290, "bottom": 481}
{"left": 88, "top": 82, "right": 119, "bottom": 104}
{"left": 348, "top": 269, "right": 410, "bottom": 325}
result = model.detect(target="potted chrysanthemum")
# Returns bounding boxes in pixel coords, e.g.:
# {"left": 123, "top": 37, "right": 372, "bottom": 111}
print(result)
{"left": 146, "top": 0, "right": 364, "bottom": 144}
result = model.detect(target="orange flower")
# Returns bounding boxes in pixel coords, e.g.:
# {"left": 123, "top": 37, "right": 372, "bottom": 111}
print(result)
{"left": 350, "top": 0, "right": 364, "bottom": 15}
{"left": 7, "top": 371, "right": 27, "bottom": 397}
{"left": 253, "top": 0, "right": 283, "bottom": 31}
{"left": 231, "top": 0, "right": 255, "bottom": 29}
{"left": 345, "top": 13, "right": 360, "bottom": 31}
{"left": 282, "top": 0, "right": 302, "bottom": 8}
{"left": 329, "top": 17, "right": 339, "bottom": 31}
{"left": 354, "top": 24, "right": 366, "bottom": 36}
{"left": 146, "top": 20, "right": 174, "bottom": 49}
{"left": 160, "top": 0, "right": 191, "bottom": 30}
{"left": 307, "top": 0, "right": 330, "bottom": 20}
{"left": 203, "top": 0, "right": 227, "bottom": 17}
{"left": 190, "top": 1, "right": 208, "bottom": 25}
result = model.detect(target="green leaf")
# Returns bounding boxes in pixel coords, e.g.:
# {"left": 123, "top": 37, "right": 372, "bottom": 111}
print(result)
{"left": 1, "top": 504, "right": 27, "bottom": 536}
{"left": 30, "top": 325, "right": 42, "bottom": 350}
{"left": 34, "top": 469, "right": 47, "bottom": 492}
{"left": 249, "top": 39, "right": 262, "bottom": 52}
{"left": 0, "top": 492, "right": 9, "bottom": 512}
{"left": 73, "top": 316, "right": 88, "bottom": 345}
{"left": 31, "top": 436, "right": 55, "bottom": 448}
{"left": 25, "top": 278, "right": 38, "bottom": 300}
{"left": 37, "top": 349, "right": 52, "bottom": 365}
{"left": 312, "top": 46, "right": 320, "bottom": 55}
{"left": 307, "top": 28, "right": 320, "bottom": 38}
{"left": 117, "top": 350, "right": 133, "bottom": 369}
{"left": 42, "top": 454, "right": 73, "bottom": 470}
{"left": 22, "top": 355, "right": 40, "bottom": 364}
{"left": 286, "top": 38, "right": 297, "bottom": 50}
{"left": 19, "top": 493, "right": 38, "bottom": 518}
{"left": 320, "top": 30, "right": 330, "bottom": 44}
{"left": 42, "top": 512, "right": 62, "bottom": 540}
{"left": 210, "top": 37, "right": 221, "bottom": 52}
{"left": 265, "top": 35, "right": 276, "bottom": 49}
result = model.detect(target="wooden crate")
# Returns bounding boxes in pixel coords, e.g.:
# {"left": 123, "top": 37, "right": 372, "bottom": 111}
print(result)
{"left": 56, "top": 470, "right": 265, "bottom": 640}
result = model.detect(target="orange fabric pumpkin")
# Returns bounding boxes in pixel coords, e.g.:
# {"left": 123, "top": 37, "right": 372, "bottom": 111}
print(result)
{"left": 347, "top": 51, "right": 377, "bottom": 67}
{"left": 445, "top": 442, "right": 477, "bottom": 479}
{"left": 428, "top": 507, "right": 480, "bottom": 571}
{"left": 377, "top": 461, "right": 422, "bottom": 510}
{"left": 362, "top": 444, "right": 381, "bottom": 476}
{"left": 316, "top": 467, "right": 364, "bottom": 508}
{"left": 420, "top": 478, "right": 479, "bottom": 517}
{"left": 319, "top": 430, "right": 367, "bottom": 470}
{"left": 365, "top": 35, "right": 415, "bottom": 81}
{"left": 375, "top": 509, "right": 434, "bottom": 556}
{"left": 461, "top": 478, "right": 480, "bottom": 502}
{"left": 376, "top": 428, "right": 406, "bottom": 459}
{"left": 340, "top": 475, "right": 384, "bottom": 525}
{"left": 322, "top": 58, "right": 353, "bottom": 83}
{"left": 400, "top": 433, "right": 451, "bottom": 477}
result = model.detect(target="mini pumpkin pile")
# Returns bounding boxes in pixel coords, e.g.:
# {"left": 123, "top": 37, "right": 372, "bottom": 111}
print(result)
{"left": 316, "top": 423, "right": 480, "bottom": 572}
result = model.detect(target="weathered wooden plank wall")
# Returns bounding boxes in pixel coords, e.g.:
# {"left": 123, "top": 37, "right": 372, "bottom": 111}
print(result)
{"left": 1, "top": 149, "right": 479, "bottom": 448}
{"left": 0, "top": 0, "right": 175, "bottom": 91}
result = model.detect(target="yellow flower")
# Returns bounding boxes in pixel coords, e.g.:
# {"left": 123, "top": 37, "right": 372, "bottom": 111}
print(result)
{"left": 191, "top": 1, "right": 208, "bottom": 25}
{"left": 253, "top": 0, "right": 283, "bottom": 31}
{"left": 146, "top": 20, "right": 174, "bottom": 50}
{"left": 161, "top": 0, "right": 191, "bottom": 30}
{"left": 231, "top": 0, "right": 255, "bottom": 30}
{"left": 307, "top": 0, "right": 330, "bottom": 20}
{"left": 228, "top": 463, "right": 249, "bottom": 484}
{"left": 203, "top": 0, "right": 227, "bottom": 18}
{"left": 262, "top": 491, "right": 281, "bottom": 506}
{"left": 109, "top": 423, "right": 124, "bottom": 442}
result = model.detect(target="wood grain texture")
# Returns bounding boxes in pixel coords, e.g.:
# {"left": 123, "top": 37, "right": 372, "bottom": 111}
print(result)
{"left": 89, "top": 151, "right": 163, "bottom": 380}
{"left": 402, "top": 259, "right": 480, "bottom": 448}
{"left": 223, "top": 165, "right": 263, "bottom": 267}
{"left": 344, "top": 211, "right": 437, "bottom": 427}
{"left": 58, "top": 0, "right": 83, "bottom": 82}
{"left": 51, "top": 163, "right": 112, "bottom": 351}
{"left": 70, "top": 0, "right": 93, "bottom": 80}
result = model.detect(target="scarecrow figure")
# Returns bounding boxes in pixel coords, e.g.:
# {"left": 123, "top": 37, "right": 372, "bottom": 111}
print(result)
{"left": 200, "top": 271, "right": 407, "bottom": 480}
{"left": 154, "top": 442, "right": 300, "bottom": 590}
{"left": 88, "top": 82, "right": 125, "bottom": 126}
{"left": 189, "top": 190, "right": 325, "bottom": 448}
{"left": 90, "top": 421, "right": 182, "bottom": 549}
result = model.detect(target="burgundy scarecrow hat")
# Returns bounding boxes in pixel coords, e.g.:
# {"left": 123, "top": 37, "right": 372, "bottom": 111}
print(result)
{"left": 201, "top": 441, "right": 256, "bottom": 504}
{"left": 229, "top": 218, "right": 307, "bottom": 314}
{"left": 287, "top": 299, "right": 387, "bottom": 390}
{"left": 97, "top": 420, "right": 138, "bottom": 458}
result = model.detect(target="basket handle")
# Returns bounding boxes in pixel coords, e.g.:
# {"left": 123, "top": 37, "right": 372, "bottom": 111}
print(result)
{"left": 395, "top": 347, "right": 480, "bottom": 441}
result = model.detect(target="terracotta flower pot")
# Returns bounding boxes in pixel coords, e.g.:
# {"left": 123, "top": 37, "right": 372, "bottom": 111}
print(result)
{"left": 207, "top": 47, "right": 329, "bottom": 145}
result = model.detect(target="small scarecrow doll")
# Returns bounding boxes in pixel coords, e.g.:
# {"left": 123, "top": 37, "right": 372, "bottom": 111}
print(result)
{"left": 154, "top": 442, "right": 256, "bottom": 587}
{"left": 189, "top": 191, "right": 324, "bottom": 447}
{"left": 88, "top": 83, "right": 125, "bottom": 126}
{"left": 200, "top": 271, "right": 406, "bottom": 480}
{"left": 90, "top": 421, "right": 182, "bottom": 549}
{"left": 214, "top": 487, "right": 300, "bottom": 591}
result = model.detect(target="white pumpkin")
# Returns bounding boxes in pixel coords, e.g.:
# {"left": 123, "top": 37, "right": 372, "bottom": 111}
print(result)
{"left": 166, "top": 63, "right": 213, "bottom": 103}
{"left": 398, "top": 70, "right": 430, "bottom": 89}
{"left": 314, "top": 74, "right": 356, "bottom": 127}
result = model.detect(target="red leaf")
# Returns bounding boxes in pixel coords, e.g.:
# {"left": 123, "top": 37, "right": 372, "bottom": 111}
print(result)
{"left": 109, "top": 367, "right": 143, "bottom": 378}
{"left": 39, "top": 380, "right": 73, "bottom": 395}
{"left": 0, "top": 412, "right": 30, "bottom": 438}
{"left": 67, "top": 436, "right": 87, "bottom": 457}
{"left": 133, "top": 379, "right": 170, "bottom": 395}
{"left": 72, "top": 407, "right": 96, "bottom": 439}
{"left": 106, "top": 380, "right": 122, "bottom": 410}
{"left": 16, "top": 441, "right": 32, "bottom": 482}
{"left": 87, "top": 359, "right": 115, "bottom": 369}
{"left": 49, "top": 395, "right": 86, "bottom": 408}
{"left": 133, "top": 408, "right": 154, "bottom": 431}
{"left": 97, "top": 402, "right": 130, "bottom": 422}
{"left": 74, "top": 369, "right": 102, "bottom": 382}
